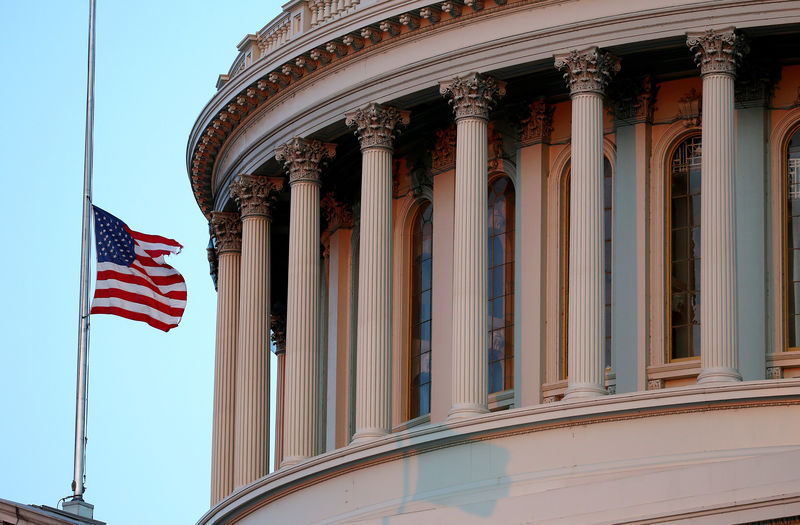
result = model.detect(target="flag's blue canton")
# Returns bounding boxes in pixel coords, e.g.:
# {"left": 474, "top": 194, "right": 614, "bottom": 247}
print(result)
{"left": 93, "top": 206, "right": 136, "bottom": 266}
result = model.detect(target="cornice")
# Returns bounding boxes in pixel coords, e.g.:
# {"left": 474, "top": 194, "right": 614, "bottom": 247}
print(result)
{"left": 187, "top": 0, "right": 800, "bottom": 219}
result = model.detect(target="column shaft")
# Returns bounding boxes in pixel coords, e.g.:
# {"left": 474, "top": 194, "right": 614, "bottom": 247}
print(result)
{"left": 233, "top": 215, "right": 271, "bottom": 487}
{"left": 283, "top": 180, "right": 322, "bottom": 464}
{"left": 274, "top": 352, "right": 286, "bottom": 470}
{"left": 566, "top": 92, "right": 607, "bottom": 398}
{"left": 353, "top": 147, "right": 393, "bottom": 439}
{"left": 450, "top": 116, "right": 490, "bottom": 417}
{"left": 698, "top": 72, "right": 741, "bottom": 382}
{"left": 210, "top": 251, "right": 240, "bottom": 504}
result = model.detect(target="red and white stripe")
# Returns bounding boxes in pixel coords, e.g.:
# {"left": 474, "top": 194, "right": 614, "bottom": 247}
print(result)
{"left": 91, "top": 227, "right": 187, "bottom": 332}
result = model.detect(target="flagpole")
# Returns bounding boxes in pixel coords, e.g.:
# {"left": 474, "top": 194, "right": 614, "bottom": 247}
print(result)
{"left": 67, "top": 0, "right": 96, "bottom": 516}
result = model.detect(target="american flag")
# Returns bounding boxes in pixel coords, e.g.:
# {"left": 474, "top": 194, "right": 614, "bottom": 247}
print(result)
{"left": 91, "top": 206, "right": 187, "bottom": 332}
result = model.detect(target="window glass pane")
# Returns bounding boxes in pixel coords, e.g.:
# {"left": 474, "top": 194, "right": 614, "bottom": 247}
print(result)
{"left": 488, "top": 176, "right": 515, "bottom": 392}
{"left": 669, "top": 135, "right": 701, "bottom": 361}
{"left": 410, "top": 201, "right": 433, "bottom": 418}
{"left": 789, "top": 128, "right": 800, "bottom": 349}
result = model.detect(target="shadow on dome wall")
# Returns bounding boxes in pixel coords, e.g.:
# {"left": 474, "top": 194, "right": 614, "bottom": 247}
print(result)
{"left": 386, "top": 426, "right": 511, "bottom": 521}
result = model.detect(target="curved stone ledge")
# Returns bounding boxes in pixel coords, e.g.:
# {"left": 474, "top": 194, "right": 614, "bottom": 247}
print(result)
{"left": 187, "top": 0, "right": 799, "bottom": 218}
{"left": 199, "top": 380, "right": 800, "bottom": 524}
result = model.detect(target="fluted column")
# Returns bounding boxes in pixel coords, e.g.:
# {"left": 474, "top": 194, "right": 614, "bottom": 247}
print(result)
{"left": 229, "top": 174, "right": 283, "bottom": 488}
{"left": 209, "top": 212, "right": 242, "bottom": 504}
{"left": 276, "top": 137, "right": 336, "bottom": 466}
{"left": 688, "top": 28, "right": 747, "bottom": 383}
{"left": 345, "top": 103, "right": 410, "bottom": 439}
{"left": 555, "top": 47, "right": 620, "bottom": 399}
{"left": 440, "top": 73, "right": 505, "bottom": 418}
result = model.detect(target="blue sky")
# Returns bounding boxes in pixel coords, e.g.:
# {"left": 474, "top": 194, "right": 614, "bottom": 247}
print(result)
{"left": 0, "top": 2, "right": 282, "bottom": 523}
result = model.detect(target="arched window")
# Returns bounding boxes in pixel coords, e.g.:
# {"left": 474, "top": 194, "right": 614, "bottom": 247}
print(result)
{"left": 488, "top": 175, "right": 515, "bottom": 394}
{"left": 561, "top": 158, "right": 613, "bottom": 379}
{"left": 409, "top": 201, "right": 433, "bottom": 418}
{"left": 668, "top": 134, "right": 702, "bottom": 360}
{"left": 786, "top": 127, "right": 800, "bottom": 349}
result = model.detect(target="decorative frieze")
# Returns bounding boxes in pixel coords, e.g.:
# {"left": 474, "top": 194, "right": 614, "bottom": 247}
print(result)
{"left": 210, "top": 211, "right": 243, "bottom": 254}
{"left": 520, "top": 98, "right": 554, "bottom": 145}
{"left": 431, "top": 124, "right": 457, "bottom": 173}
{"left": 320, "top": 193, "right": 355, "bottom": 232}
{"left": 677, "top": 88, "right": 702, "bottom": 128}
{"left": 607, "top": 75, "right": 658, "bottom": 125}
{"left": 345, "top": 103, "right": 411, "bottom": 151}
{"left": 487, "top": 124, "right": 505, "bottom": 173}
{"left": 275, "top": 137, "right": 337, "bottom": 185}
{"left": 648, "top": 379, "right": 665, "bottom": 390}
{"left": 554, "top": 47, "right": 620, "bottom": 95}
{"left": 766, "top": 366, "right": 783, "bottom": 380}
{"left": 229, "top": 175, "right": 283, "bottom": 218}
{"left": 686, "top": 27, "right": 747, "bottom": 77}
{"left": 440, "top": 73, "right": 506, "bottom": 121}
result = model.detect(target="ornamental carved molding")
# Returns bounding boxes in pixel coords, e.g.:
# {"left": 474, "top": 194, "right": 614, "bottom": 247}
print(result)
{"left": 320, "top": 193, "right": 355, "bottom": 232}
{"left": 686, "top": 27, "right": 748, "bottom": 77}
{"left": 677, "top": 88, "right": 702, "bottom": 128}
{"left": 554, "top": 47, "right": 620, "bottom": 95}
{"left": 345, "top": 103, "right": 411, "bottom": 150}
{"left": 488, "top": 124, "right": 505, "bottom": 173}
{"left": 520, "top": 98, "right": 554, "bottom": 145}
{"left": 431, "top": 124, "right": 456, "bottom": 173}
{"left": 440, "top": 73, "right": 506, "bottom": 121}
{"left": 275, "top": 137, "right": 337, "bottom": 185}
{"left": 766, "top": 366, "right": 783, "bottom": 379}
{"left": 210, "top": 211, "right": 242, "bottom": 254}
{"left": 229, "top": 174, "right": 284, "bottom": 218}
{"left": 648, "top": 379, "right": 665, "bottom": 390}
{"left": 607, "top": 75, "right": 658, "bottom": 125}
{"left": 270, "top": 313, "right": 286, "bottom": 355}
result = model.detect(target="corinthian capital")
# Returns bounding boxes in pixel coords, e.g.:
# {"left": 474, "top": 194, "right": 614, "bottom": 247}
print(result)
{"left": 210, "top": 211, "right": 242, "bottom": 254}
{"left": 554, "top": 47, "right": 620, "bottom": 95}
{"left": 687, "top": 27, "right": 748, "bottom": 77}
{"left": 439, "top": 73, "right": 506, "bottom": 121}
{"left": 275, "top": 137, "right": 337, "bottom": 185}
{"left": 229, "top": 174, "right": 284, "bottom": 218}
{"left": 345, "top": 103, "right": 410, "bottom": 151}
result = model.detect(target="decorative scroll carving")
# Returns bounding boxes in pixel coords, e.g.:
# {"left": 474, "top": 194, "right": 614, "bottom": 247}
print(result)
{"left": 440, "top": 73, "right": 506, "bottom": 121}
{"left": 766, "top": 366, "right": 783, "bottom": 379}
{"left": 275, "top": 137, "right": 336, "bottom": 185}
{"left": 520, "top": 98, "right": 554, "bottom": 145}
{"left": 320, "top": 193, "right": 355, "bottom": 232}
{"left": 543, "top": 395, "right": 559, "bottom": 404}
{"left": 606, "top": 384, "right": 616, "bottom": 395}
{"left": 206, "top": 238, "right": 218, "bottom": 291}
{"left": 607, "top": 75, "right": 658, "bottom": 124}
{"left": 379, "top": 20, "right": 401, "bottom": 37}
{"left": 210, "top": 211, "right": 242, "bottom": 254}
{"left": 419, "top": 6, "right": 441, "bottom": 22}
{"left": 229, "top": 174, "right": 284, "bottom": 218}
{"left": 648, "top": 379, "right": 665, "bottom": 390}
{"left": 321, "top": 230, "right": 331, "bottom": 260}
{"left": 345, "top": 103, "right": 411, "bottom": 150}
{"left": 399, "top": 13, "right": 420, "bottom": 29}
{"left": 410, "top": 162, "right": 432, "bottom": 198}
{"left": 687, "top": 27, "right": 748, "bottom": 77}
{"left": 735, "top": 56, "right": 780, "bottom": 108}
{"left": 678, "top": 88, "right": 702, "bottom": 128}
{"left": 270, "top": 313, "right": 287, "bottom": 355}
{"left": 488, "top": 124, "right": 505, "bottom": 172}
{"left": 554, "top": 47, "right": 620, "bottom": 95}
{"left": 431, "top": 124, "right": 457, "bottom": 173}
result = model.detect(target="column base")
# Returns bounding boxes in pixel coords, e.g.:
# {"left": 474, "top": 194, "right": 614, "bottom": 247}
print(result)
{"left": 697, "top": 366, "right": 742, "bottom": 384}
{"left": 350, "top": 428, "right": 390, "bottom": 444}
{"left": 279, "top": 455, "right": 308, "bottom": 469}
{"left": 564, "top": 382, "right": 607, "bottom": 400}
{"left": 448, "top": 403, "right": 489, "bottom": 420}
